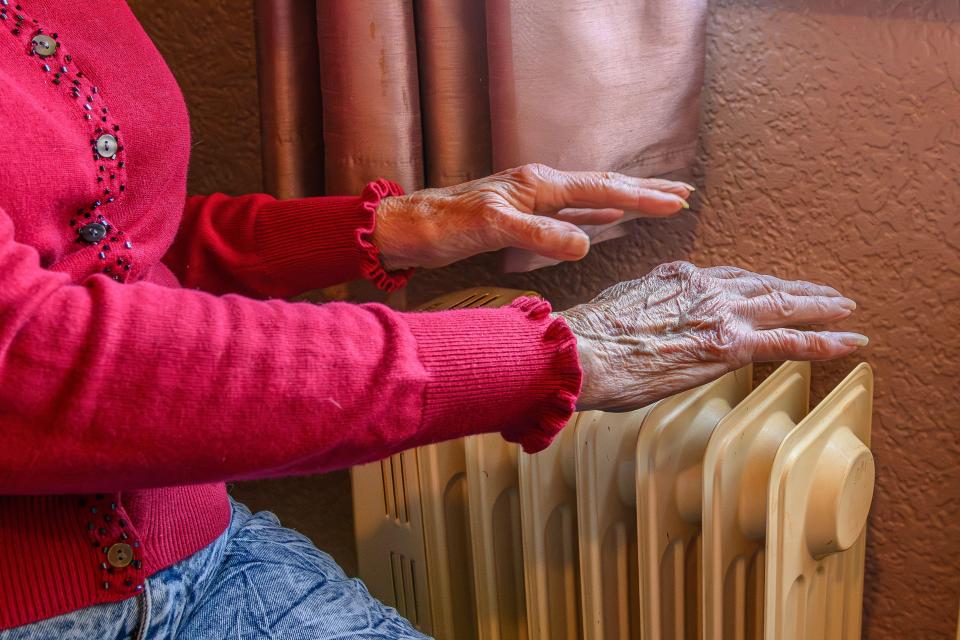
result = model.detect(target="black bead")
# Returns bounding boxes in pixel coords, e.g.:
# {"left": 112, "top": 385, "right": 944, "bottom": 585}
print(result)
{"left": 102, "top": 582, "right": 110, "bottom": 590}
{"left": 119, "top": 519, "right": 127, "bottom": 527}
{"left": 104, "top": 514, "right": 112, "bottom": 522}
{"left": 90, "top": 507, "right": 97, "bottom": 514}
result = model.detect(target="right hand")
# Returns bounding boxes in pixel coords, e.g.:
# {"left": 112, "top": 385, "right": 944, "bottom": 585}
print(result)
{"left": 373, "top": 163, "right": 691, "bottom": 270}
{"left": 557, "top": 261, "right": 867, "bottom": 412}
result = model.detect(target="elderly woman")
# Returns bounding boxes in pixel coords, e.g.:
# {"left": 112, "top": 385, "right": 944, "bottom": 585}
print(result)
{"left": 0, "top": 3, "right": 866, "bottom": 639}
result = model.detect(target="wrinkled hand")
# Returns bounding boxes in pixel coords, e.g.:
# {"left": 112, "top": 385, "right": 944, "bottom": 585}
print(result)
{"left": 558, "top": 262, "right": 868, "bottom": 412}
{"left": 372, "top": 163, "right": 692, "bottom": 270}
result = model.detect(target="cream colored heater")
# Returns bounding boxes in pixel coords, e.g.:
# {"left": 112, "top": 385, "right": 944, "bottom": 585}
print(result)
{"left": 352, "top": 289, "right": 875, "bottom": 640}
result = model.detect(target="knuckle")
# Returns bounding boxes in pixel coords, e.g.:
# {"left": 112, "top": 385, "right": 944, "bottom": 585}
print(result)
{"left": 772, "top": 291, "right": 794, "bottom": 315}
{"left": 703, "top": 318, "right": 742, "bottom": 363}
{"left": 520, "top": 162, "right": 549, "bottom": 180}
{"left": 525, "top": 219, "right": 550, "bottom": 245}
{"left": 656, "top": 260, "right": 695, "bottom": 278}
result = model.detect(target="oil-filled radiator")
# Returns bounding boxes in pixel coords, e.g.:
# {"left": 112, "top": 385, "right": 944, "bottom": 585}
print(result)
{"left": 351, "top": 288, "right": 875, "bottom": 640}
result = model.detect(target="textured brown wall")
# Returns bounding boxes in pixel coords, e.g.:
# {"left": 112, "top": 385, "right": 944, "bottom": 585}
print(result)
{"left": 127, "top": 0, "right": 262, "bottom": 195}
{"left": 132, "top": 1, "right": 959, "bottom": 636}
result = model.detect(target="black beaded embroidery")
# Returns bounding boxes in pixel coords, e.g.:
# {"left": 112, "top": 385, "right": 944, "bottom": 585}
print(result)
{"left": 80, "top": 492, "right": 146, "bottom": 594}
{"left": 7, "top": 1, "right": 145, "bottom": 594}
{"left": 9, "top": 2, "right": 136, "bottom": 282}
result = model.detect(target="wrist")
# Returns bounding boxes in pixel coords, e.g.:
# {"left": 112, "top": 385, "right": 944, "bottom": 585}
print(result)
{"left": 371, "top": 195, "right": 410, "bottom": 271}
{"left": 554, "top": 311, "right": 600, "bottom": 411}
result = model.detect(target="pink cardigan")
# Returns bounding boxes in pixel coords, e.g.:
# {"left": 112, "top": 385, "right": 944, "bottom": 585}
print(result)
{"left": 0, "top": 1, "right": 580, "bottom": 629}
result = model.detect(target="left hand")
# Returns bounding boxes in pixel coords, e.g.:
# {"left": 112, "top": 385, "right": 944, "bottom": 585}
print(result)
{"left": 372, "top": 163, "right": 692, "bottom": 270}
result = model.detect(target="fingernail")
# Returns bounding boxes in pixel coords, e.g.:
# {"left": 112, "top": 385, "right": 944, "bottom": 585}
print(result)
{"left": 683, "top": 182, "right": 697, "bottom": 191}
{"left": 839, "top": 333, "right": 869, "bottom": 347}
{"left": 679, "top": 198, "right": 690, "bottom": 209}
{"left": 837, "top": 297, "right": 857, "bottom": 310}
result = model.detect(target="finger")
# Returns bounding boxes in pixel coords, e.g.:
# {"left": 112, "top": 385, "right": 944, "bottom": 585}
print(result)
{"left": 746, "top": 329, "right": 868, "bottom": 361}
{"left": 625, "top": 177, "right": 695, "bottom": 197}
{"left": 739, "top": 293, "right": 856, "bottom": 329}
{"left": 552, "top": 207, "right": 625, "bottom": 225}
{"left": 496, "top": 207, "right": 591, "bottom": 260}
{"left": 540, "top": 169, "right": 689, "bottom": 216}
{"left": 706, "top": 266, "right": 843, "bottom": 298}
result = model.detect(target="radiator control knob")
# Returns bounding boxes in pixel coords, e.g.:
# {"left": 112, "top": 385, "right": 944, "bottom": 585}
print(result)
{"left": 804, "top": 428, "right": 875, "bottom": 558}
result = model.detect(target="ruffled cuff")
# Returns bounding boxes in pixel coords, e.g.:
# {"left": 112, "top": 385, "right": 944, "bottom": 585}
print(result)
{"left": 357, "top": 179, "right": 415, "bottom": 292}
{"left": 254, "top": 179, "right": 412, "bottom": 298}
{"left": 499, "top": 297, "right": 582, "bottom": 452}
{"left": 404, "top": 296, "right": 582, "bottom": 454}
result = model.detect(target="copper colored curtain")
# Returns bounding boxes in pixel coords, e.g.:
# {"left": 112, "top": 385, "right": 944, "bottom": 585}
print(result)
{"left": 256, "top": 0, "right": 707, "bottom": 197}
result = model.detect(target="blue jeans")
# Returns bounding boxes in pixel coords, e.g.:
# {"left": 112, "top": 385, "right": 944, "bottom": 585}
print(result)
{"left": 2, "top": 500, "right": 430, "bottom": 639}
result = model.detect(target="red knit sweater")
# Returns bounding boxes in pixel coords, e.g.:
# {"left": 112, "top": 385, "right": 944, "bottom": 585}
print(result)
{"left": 0, "top": 2, "right": 581, "bottom": 629}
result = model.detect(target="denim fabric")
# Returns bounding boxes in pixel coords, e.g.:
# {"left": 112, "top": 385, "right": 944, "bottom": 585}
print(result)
{"left": 2, "top": 500, "right": 431, "bottom": 639}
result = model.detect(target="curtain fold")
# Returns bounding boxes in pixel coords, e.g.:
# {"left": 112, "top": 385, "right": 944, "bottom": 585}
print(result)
{"left": 486, "top": 0, "right": 706, "bottom": 175}
{"left": 254, "top": 0, "right": 324, "bottom": 199}
{"left": 415, "top": 0, "right": 492, "bottom": 186}
{"left": 316, "top": 0, "right": 424, "bottom": 194}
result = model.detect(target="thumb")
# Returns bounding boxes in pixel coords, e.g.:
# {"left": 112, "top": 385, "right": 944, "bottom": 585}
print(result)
{"left": 496, "top": 207, "right": 591, "bottom": 260}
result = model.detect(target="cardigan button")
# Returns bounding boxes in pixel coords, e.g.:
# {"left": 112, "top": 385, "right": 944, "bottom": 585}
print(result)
{"left": 31, "top": 35, "right": 58, "bottom": 58}
{"left": 95, "top": 134, "right": 119, "bottom": 159}
{"left": 106, "top": 543, "right": 133, "bottom": 568}
{"left": 79, "top": 222, "right": 107, "bottom": 244}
